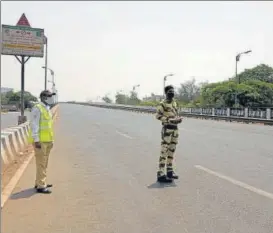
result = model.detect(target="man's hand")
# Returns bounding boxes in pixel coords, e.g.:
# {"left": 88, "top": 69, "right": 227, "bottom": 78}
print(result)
{"left": 34, "top": 142, "right": 42, "bottom": 149}
{"left": 169, "top": 117, "right": 183, "bottom": 124}
{"left": 177, "top": 117, "right": 183, "bottom": 124}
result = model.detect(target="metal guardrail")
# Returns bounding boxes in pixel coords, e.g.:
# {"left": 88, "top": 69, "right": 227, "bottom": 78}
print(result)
{"left": 70, "top": 102, "right": 273, "bottom": 125}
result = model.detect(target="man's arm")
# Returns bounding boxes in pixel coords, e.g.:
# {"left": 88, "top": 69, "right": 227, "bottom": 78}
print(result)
{"left": 155, "top": 103, "right": 169, "bottom": 123}
{"left": 173, "top": 100, "right": 178, "bottom": 115}
{"left": 170, "top": 101, "right": 182, "bottom": 123}
{"left": 30, "top": 106, "right": 40, "bottom": 143}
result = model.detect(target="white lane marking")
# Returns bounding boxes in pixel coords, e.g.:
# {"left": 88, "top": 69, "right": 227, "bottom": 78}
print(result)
{"left": 116, "top": 130, "right": 133, "bottom": 139}
{"left": 195, "top": 165, "right": 273, "bottom": 200}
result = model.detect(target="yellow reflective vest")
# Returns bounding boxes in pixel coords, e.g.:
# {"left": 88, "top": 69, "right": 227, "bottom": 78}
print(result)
{"left": 28, "top": 103, "right": 54, "bottom": 143}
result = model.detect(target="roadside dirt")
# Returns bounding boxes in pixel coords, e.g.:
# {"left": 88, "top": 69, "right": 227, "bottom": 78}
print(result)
{"left": 1, "top": 145, "right": 34, "bottom": 192}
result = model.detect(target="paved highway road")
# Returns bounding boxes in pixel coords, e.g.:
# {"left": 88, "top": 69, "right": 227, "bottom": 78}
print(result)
{"left": 1, "top": 111, "right": 31, "bottom": 130}
{"left": 2, "top": 104, "right": 273, "bottom": 233}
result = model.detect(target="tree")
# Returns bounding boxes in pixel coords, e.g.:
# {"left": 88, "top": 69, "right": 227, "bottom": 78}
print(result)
{"left": 199, "top": 64, "right": 273, "bottom": 108}
{"left": 1, "top": 93, "right": 9, "bottom": 104}
{"left": 242, "top": 80, "right": 273, "bottom": 107}
{"left": 102, "top": 95, "right": 113, "bottom": 104}
{"left": 127, "top": 90, "right": 141, "bottom": 105}
{"left": 1, "top": 91, "right": 38, "bottom": 108}
{"left": 112, "top": 64, "right": 273, "bottom": 108}
{"left": 23, "top": 91, "right": 38, "bottom": 102}
{"left": 115, "top": 90, "right": 142, "bottom": 105}
{"left": 176, "top": 78, "right": 207, "bottom": 104}
{"left": 236, "top": 64, "right": 273, "bottom": 83}
{"left": 115, "top": 92, "right": 129, "bottom": 104}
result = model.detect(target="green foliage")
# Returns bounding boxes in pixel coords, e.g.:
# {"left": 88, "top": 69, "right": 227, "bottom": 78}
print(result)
{"left": 102, "top": 95, "right": 113, "bottom": 104}
{"left": 175, "top": 78, "right": 209, "bottom": 107}
{"left": 199, "top": 64, "right": 273, "bottom": 108}
{"left": 115, "top": 91, "right": 141, "bottom": 105}
{"left": 115, "top": 92, "right": 128, "bottom": 105}
{"left": 111, "top": 64, "right": 273, "bottom": 108}
{"left": 1, "top": 91, "right": 38, "bottom": 107}
{"left": 1, "top": 93, "right": 9, "bottom": 105}
{"left": 176, "top": 78, "right": 203, "bottom": 103}
{"left": 236, "top": 64, "right": 273, "bottom": 83}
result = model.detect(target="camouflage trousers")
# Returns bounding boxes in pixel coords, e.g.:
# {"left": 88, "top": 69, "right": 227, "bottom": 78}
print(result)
{"left": 158, "top": 126, "right": 179, "bottom": 175}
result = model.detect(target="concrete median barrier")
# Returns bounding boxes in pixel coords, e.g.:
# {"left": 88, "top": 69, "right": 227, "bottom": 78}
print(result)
{"left": 1, "top": 105, "right": 59, "bottom": 166}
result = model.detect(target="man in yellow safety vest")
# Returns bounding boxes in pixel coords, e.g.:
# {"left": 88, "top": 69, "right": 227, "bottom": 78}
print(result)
{"left": 28, "top": 90, "right": 55, "bottom": 194}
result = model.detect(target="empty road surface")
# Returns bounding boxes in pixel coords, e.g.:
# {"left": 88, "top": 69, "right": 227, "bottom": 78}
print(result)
{"left": 2, "top": 104, "right": 273, "bottom": 233}
{"left": 1, "top": 111, "right": 31, "bottom": 130}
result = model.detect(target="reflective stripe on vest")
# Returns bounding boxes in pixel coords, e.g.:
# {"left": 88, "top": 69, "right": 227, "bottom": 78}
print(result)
{"left": 28, "top": 104, "right": 53, "bottom": 143}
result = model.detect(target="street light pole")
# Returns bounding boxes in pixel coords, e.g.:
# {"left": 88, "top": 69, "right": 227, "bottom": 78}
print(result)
{"left": 42, "top": 66, "right": 57, "bottom": 103}
{"left": 44, "top": 36, "right": 48, "bottom": 90}
{"left": 235, "top": 57, "right": 238, "bottom": 82}
{"left": 163, "top": 73, "right": 174, "bottom": 96}
{"left": 234, "top": 50, "right": 252, "bottom": 105}
{"left": 49, "top": 69, "right": 56, "bottom": 104}
{"left": 50, "top": 69, "right": 55, "bottom": 91}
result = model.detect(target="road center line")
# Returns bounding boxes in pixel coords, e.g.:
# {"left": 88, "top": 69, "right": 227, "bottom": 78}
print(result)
{"left": 194, "top": 165, "right": 273, "bottom": 200}
{"left": 116, "top": 130, "right": 133, "bottom": 139}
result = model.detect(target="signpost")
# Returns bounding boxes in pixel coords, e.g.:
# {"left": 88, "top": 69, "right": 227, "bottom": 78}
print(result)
{"left": 1, "top": 13, "right": 45, "bottom": 124}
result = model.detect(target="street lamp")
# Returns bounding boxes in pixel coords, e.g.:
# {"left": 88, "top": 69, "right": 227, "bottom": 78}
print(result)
{"left": 234, "top": 50, "right": 252, "bottom": 106}
{"left": 235, "top": 50, "right": 252, "bottom": 84}
{"left": 42, "top": 66, "right": 57, "bottom": 103}
{"left": 163, "top": 73, "right": 174, "bottom": 96}
{"left": 42, "top": 66, "right": 55, "bottom": 90}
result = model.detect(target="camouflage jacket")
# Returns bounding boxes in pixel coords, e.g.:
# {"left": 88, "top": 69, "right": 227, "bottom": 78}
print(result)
{"left": 155, "top": 99, "right": 179, "bottom": 125}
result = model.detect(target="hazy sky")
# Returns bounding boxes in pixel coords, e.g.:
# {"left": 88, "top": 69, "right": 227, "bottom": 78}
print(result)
{"left": 1, "top": 1, "right": 273, "bottom": 101}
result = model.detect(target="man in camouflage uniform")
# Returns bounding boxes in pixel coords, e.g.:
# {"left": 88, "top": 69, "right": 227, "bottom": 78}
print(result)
{"left": 156, "top": 85, "right": 182, "bottom": 183}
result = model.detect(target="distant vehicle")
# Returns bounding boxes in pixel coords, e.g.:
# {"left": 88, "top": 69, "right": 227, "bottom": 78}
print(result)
{"left": 1, "top": 104, "right": 18, "bottom": 112}
{"left": 9, "top": 105, "right": 18, "bottom": 112}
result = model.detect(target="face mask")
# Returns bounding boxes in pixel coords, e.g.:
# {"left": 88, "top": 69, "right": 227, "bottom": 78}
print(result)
{"left": 44, "top": 96, "right": 54, "bottom": 105}
{"left": 166, "top": 91, "right": 174, "bottom": 99}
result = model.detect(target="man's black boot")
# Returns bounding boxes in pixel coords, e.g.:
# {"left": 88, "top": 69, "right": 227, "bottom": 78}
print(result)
{"left": 167, "top": 171, "right": 179, "bottom": 180}
{"left": 36, "top": 187, "right": 52, "bottom": 194}
{"left": 157, "top": 172, "right": 173, "bottom": 183}
{"left": 34, "top": 184, "right": 53, "bottom": 189}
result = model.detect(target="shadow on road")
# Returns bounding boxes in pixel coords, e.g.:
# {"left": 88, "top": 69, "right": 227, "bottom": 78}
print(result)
{"left": 147, "top": 181, "right": 177, "bottom": 189}
{"left": 10, "top": 188, "right": 37, "bottom": 200}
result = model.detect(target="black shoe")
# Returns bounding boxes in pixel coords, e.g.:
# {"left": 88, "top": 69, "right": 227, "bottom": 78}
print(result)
{"left": 167, "top": 171, "right": 179, "bottom": 179}
{"left": 34, "top": 184, "right": 53, "bottom": 189}
{"left": 157, "top": 174, "right": 173, "bottom": 183}
{"left": 36, "top": 187, "right": 52, "bottom": 194}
